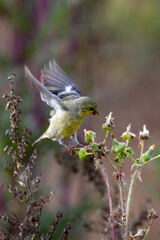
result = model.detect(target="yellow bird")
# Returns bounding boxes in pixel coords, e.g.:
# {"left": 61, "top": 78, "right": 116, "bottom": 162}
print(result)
{"left": 25, "top": 60, "right": 99, "bottom": 146}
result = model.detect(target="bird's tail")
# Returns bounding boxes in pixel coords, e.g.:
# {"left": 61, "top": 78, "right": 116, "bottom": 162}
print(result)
{"left": 32, "top": 134, "right": 47, "bottom": 147}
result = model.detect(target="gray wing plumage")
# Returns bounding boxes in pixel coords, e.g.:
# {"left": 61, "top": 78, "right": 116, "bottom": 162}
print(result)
{"left": 41, "top": 60, "right": 82, "bottom": 99}
{"left": 24, "top": 65, "right": 65, "bottom": 110}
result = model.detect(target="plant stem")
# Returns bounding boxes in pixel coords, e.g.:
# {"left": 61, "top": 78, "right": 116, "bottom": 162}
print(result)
{"left": 139, "top": 140, "right": 144, "bottom": 164}
{"left": 119, "top": 180, "right": 125, "bottom": 217}
{"left": 100, "top": 161, "right": 116, "bottom": 240}
{"left": 103, "top": 151, "right": 117, "bottom": 172}
{"left": 125, "top": 140, "right": 129, "bottom": 149}
{"left": 118, "top": 166, "right": 125, "bottom": 218}
{"left": 142, "top": 154, "right": 160, "bottom": 166}
{"left": 125, "top": 166, "right": 139, "bottom": 239}
{"left": 123, "top": 150, "right": 136, "bottom": 164}
{"left": 125, "top": 140, "right": 144, "bottom": 240}
{"left": 103, "top": 130, "right": 109, "bottom": 145}
{"left": 142, "top": 219, "right": 154, "bottom": 240}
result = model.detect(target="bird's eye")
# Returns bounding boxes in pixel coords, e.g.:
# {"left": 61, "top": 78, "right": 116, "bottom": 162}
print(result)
{"left": 89, "top": 107, "right": 94, "bottom": 111}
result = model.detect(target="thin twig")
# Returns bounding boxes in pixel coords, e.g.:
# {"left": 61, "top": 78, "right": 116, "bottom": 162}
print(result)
{"left": 103, "top": 130, "right": 109, "bottom": 145}
{"left": 125, "top": 167, "right": 139, "bottom": 239}
{"left": 102, "top": 151, "right": 117, "bottom": 172}
{"left": 142, "top": 154, "right": 160, "bottom": 166}
{"left": 142, "top": 218, "right": 154, "bottom": 240}
{"left": 100, "top": 161, "right": 116, "bottom": 240}
{"left": 123, "top": 150, "right": 136, "bottom": 164}
{"left": 119, "top": 180, "right": 125, "bottom": 218}
{"left": 125, "top": 140, "right": 144, "bottom": 239}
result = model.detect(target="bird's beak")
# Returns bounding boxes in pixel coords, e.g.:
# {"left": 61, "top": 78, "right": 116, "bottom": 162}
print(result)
{"left": 92, "top": 110, "right": 99, "bottom": 116}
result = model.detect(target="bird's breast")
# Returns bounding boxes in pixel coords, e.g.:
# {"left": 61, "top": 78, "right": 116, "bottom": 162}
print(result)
{"left": 47, "top": 110, "right": 84, "bottom": 139}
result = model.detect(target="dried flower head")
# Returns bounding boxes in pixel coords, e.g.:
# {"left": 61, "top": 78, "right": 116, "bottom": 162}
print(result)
{"left": 102, "top": 112, "right": 114, "bottom": 131}
{"left": 131, "top": 228, "right": 147, "bottom": 238}
{"left": 142, "top": 144, "right": 156, "bottom": 163}
{"left": 147, "top": 208, "right": 158, "bottom": 219}
{"left": 139, "top": 125, "right": 149, "bottom": 140}
{"left": 1, "top": 74, "right": 70, "bottom": 239}
{"left": 121, "top": 124, "right": 136, "bottom": 141}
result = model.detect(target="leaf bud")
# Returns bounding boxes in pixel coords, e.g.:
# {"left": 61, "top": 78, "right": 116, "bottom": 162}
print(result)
{"left": 121, "top": 124, "right": 136, "bottom": 141}
{"left": 76, "top": 148, "right": 93, "bottom": 160}
{"left": 84, "top": 129, "right": 96, "bottom": 143}
{"left": 91, "top": 143, "right": 99, "bottom": 153}
{"left": 142, "top": 144, "right": 156, "bottom": 162}
{"left": 126, "top": 147, "right": 134, "bottom": 157}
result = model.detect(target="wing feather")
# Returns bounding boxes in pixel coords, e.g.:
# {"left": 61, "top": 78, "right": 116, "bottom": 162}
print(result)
{"left": 24, "top": 65, "right": 65, "bottom": 110}
{"left": 41, "top": 60, "right": 82, "bottom": 99}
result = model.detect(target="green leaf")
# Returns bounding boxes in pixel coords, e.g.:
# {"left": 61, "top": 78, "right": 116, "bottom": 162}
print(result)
{"left": 111, "top": 139, "right": 125, "bottom": 154}
{"left": 91, "top": 143, "right": 99, "bottom": 153}
{"left": 126, "top": 147, "right": 134, "bottom": 157}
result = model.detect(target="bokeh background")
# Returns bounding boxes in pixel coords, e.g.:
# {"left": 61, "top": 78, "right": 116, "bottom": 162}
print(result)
{"left": 0, "top": 0, "right": 160, "bottom": 239}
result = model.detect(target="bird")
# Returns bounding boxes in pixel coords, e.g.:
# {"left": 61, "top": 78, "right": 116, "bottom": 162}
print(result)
{"left": 24, "top": 60, "right": 99, "bottom": 147}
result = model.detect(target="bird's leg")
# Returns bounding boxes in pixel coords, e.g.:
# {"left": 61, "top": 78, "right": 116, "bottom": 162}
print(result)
{"left": 57, "top": 137, "right": 68, "bottom": 148}
{"left": 72, "top": 132, "right": 84, "bottom": 147}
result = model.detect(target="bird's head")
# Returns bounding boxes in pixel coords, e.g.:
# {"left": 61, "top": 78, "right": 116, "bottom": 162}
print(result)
{"left": 77, "top": 97, "right": 99, "bottom": 117}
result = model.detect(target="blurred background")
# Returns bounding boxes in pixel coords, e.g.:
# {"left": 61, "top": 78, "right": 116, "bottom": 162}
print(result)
{"left": 0, "top": 0, "right": 160, "bottom": 239}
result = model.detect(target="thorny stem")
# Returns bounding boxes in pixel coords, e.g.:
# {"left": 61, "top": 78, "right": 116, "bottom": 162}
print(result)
{"left": 100, "top": 161, "right": 116, "bottom": 240}
{"left": 125, "top": 140, "right": 144, "bottom": 240}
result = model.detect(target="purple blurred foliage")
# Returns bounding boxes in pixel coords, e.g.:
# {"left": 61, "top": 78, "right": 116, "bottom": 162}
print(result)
{"left": 34, "top": 0, "right": 49, "bottom": 25}
{"left": 12, "top": 0, "right": 49, "bottom": 65}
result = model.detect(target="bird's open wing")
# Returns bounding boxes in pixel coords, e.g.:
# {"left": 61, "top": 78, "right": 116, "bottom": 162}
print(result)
{"left": 41, "top": 60, "right": 82, "bottom": 99}
{"left": 25, "top": 65, "right": 65, "bottom": 110}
